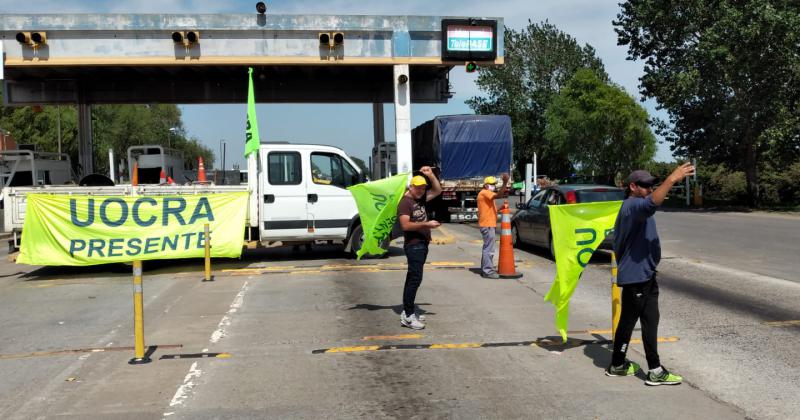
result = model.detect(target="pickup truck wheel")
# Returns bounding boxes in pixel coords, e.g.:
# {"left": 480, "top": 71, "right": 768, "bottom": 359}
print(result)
{"left": 348, "top": 224, "right": 365, "bottom": 258}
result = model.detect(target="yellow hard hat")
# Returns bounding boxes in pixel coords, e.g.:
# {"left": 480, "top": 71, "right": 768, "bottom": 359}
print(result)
{"left": 410, "top": 175, "right": 428, "bottom": 186}
{"left": 483, "top": 176, "right": 497, "bottom": 185}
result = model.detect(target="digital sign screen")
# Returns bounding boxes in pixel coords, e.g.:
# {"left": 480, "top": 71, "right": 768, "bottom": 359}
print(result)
{"left": 441, "top": 19, "right": 497, "bottom": 61}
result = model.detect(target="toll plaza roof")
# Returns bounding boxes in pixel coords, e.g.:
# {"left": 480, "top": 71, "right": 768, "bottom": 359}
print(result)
{"left": 0, "top": 14, "right": 504, "bottom": 105}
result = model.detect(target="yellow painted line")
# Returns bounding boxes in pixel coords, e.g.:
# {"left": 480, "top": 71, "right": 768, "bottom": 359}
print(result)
{"left": 363, "top": 334, "right": 423, "bottom": 341}
{"left": 631, "top": 336, "right": 679, "bottom": 344}
{"left": 429, "top": 261, "right": 472, "bottom": 267}
{"left": 215, "top": 353, "right": 232, "bottom": 358}
{"left": 430, "top": 343, "right": 482, "bottom": 349}
{"left": 325, "top": 345, "right": 380, "bottom": 353}
{"left": 430, "top": 226, "right": 456, "bottom": 245}
{"left": 763, "top": 320, "right": 800, "bottom": 327}
{"left": 568, "top": 329, "right": 613, "bottom": 334}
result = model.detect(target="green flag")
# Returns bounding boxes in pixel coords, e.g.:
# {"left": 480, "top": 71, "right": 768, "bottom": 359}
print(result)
{"left": 347, "top": 173, "right": 409, "bottom": 260}
{"left": 245, "top": 67, "right": 260, "bottom": 157}
{"left": 544, "top": 201, "right": 622, "bottom": 342}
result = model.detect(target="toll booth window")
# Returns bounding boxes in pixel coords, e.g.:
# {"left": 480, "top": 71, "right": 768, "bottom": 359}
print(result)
{"left": 311, "top": 153, "right": 360, "bottom": 189}
{"left": 268, "top": 152, "right": 301, "bottom": 185}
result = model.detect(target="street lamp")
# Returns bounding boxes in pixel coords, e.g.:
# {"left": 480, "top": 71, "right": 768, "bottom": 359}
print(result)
{"left": 219, "top": 139, "right": 227, "bottom": 185}
{"left": 168, "top": 127, "right": 179, "bottom": 149}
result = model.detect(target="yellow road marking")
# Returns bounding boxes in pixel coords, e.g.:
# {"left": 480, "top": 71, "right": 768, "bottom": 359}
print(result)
{"left": 363, "top": 334, "right": 423, "bottom": 340}
{"left": 215, "top": 352, "right": 232, "bottom": 358}
{"left": 568, "top": 329, "right": 613, "bottom": 334}
{"left": 325, "top": 345, "right": 380, "bottom": 353}
{"left": 763, "top": 320, "right": 800, "bottom": 327}
{"left": 631, "top": 336, "right": 679, "bottom": 344}
{"left": 430, "top": 343, "right": 482, "bottom": 349}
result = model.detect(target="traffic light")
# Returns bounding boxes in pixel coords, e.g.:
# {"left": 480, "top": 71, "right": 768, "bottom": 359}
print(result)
{"left": 466, "top": 62, "right": 477, "bottom": 73}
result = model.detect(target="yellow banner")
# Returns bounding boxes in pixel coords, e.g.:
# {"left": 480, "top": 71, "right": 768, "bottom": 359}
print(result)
{"left": 17, "top": 192, "right": 248, "bottom": 266}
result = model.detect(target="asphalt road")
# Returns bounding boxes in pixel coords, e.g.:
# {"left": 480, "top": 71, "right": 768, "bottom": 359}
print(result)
{"left": 0, "top": 209, "right": 796, "bottom": 419}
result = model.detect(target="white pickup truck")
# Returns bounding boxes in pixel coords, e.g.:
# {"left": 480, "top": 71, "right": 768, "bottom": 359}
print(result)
{"left": 3, "top": 143, "right": 378, "bottom": 256}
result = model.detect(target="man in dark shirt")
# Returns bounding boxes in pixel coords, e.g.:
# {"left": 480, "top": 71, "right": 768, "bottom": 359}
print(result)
{"left": 606, "top": 163, "right": 694, "bottom": 386}
{"left": 396, "top": 166, "right": 442, "bottom": 329}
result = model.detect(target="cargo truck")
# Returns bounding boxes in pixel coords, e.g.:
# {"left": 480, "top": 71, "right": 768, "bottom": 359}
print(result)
{"left": 411, "top": 115, "right": 513, "bottom": 222}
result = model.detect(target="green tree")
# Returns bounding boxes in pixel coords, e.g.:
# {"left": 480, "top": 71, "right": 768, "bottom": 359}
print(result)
{"left": 350, "top": 156, "right": 370, "bottom": 177}
{"left": 467, "top": 20, "right": 608, "bottom": 178}
{"left": 545, "top": 69, "right": 656, "bottom": 184}
{"left": 615, "top": 0, "right": 800, "bottom": 205}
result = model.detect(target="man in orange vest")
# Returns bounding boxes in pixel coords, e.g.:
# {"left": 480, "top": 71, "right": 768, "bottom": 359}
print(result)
{"left": 476, "top": 173, "right": 509, "bottom": 278}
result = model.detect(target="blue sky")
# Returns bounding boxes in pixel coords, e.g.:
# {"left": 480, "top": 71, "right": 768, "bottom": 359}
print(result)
{"left": 1, "top": 0, "right": 674, "bottom": 168}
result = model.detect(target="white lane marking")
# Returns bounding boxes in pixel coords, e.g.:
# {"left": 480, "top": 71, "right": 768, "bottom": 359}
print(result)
{"left": 674, "top": 258, "right": 799, "bottom": 289}
{"left": 210, "top": 281, "right": 249, "bottom": 344}
{"left": 167, "top": 362, "right": 202, "bottom": 408}
{"left": 162, "top": 280, "right": 249, "bottom": 419}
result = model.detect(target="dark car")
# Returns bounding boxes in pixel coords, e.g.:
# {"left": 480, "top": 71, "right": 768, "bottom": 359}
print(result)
{"left": 511, "top": 184, "right": 625, "bottom": 258}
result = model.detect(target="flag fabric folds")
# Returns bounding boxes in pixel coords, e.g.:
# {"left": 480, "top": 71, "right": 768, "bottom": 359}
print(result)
{"left": 347, "top": 173, "right": 409, "bottom": 260}
{"left": 245, "top": 67, "right": 260, "bottom": 157}
{"left": 544, "top": 201, "right": 622, "bottom": 341}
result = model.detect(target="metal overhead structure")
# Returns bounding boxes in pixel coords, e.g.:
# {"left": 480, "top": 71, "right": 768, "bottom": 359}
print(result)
{"left": 0, "top": 13, "right": 504, "bottom": 176}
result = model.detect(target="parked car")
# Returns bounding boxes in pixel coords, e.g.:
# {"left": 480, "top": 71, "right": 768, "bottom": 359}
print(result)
{"left": 511, "top": 184, "right": 625, "bottom": 258}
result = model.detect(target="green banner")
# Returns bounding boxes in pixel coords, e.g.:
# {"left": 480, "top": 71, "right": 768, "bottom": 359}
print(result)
{"left": 17, "top": 192, "right": 249, "bottom": 266}
{"left": 347, "top": 173, "right": 409, "bottom": 260}
{"left": 544, "top": 201, "right": 622, "bottom": 341}
{"left": 245, "top": 67, "right": 260, "bottom": 157}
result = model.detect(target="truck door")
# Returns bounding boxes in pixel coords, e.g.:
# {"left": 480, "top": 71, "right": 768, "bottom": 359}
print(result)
{"left": 305, "top": 151, "right": 360, "bottom": 239}
{"left": 259, "top": 149, "right": 310, "bottom": 240}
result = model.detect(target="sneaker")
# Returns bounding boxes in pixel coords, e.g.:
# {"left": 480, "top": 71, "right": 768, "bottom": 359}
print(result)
{"left": 400, "top": 311, "right": 425, "bottom": 330}
{"left": 481, "top": 272, "right": 500, "bottom": 279}
{"left": 645, "top": 368, "right": 683, "bottom": 386}
{"left": 605, "top": 360, "right": 641, "bottom": 377}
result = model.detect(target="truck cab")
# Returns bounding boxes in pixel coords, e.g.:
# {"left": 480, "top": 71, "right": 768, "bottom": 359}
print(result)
{"left": 257, "top": 143, "right": 367, "bottom": 251}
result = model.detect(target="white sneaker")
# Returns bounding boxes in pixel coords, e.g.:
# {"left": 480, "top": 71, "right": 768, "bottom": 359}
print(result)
{"left": 400, "top": 311, "right": 425, "bottom": 330}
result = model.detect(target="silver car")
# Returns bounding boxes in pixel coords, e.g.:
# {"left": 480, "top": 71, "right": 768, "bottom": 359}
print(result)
{"left": 511, "top": 184, "right": 625, "bottom": 258}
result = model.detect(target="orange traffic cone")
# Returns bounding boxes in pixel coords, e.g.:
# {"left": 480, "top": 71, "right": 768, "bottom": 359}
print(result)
{"left": 497, "top": 201, "right": 522, "bottom": 278}
{"left": 132, "top": 162, "right": 139, "bottom": 187}
{"left": 159, "top": 169, "right": 167, "bottom": 185}
{"left": 197, "top": 157, "right": 208, "bottom": 183}
{"left": 167, "top": 176, "right": 176, "bottom": 185}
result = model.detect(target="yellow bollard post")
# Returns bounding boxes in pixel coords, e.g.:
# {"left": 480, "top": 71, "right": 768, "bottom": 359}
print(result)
{"left": 129, "top": 260, "right": 151, "bottom": 364}
{"left": 203, "top": 223, "right": 214, "bottom": 282}
{"left": 611, "top": 251, "right": 621, "bottom": 342}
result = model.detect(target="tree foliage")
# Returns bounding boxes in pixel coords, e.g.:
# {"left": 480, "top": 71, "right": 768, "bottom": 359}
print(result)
{"left": 545, "top": 69, "right": 656, "bottom": 184}
{"left": 0, "top": 96, "right": 214, "bottom": 179}
{"left": 467, "top": 21, "right": 608, "bottom": 178}
{"left": 615, "top": 0, "right": 800, "bottom": 205}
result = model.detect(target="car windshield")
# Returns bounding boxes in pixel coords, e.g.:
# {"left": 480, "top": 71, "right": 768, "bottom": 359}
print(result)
{"left": 576, "top": 189, "right": 624, "bottom": 203}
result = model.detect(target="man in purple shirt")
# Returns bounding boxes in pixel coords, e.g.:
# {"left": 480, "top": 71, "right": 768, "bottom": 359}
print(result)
{"left": 606, "top": 163, "right": 695, "bottom": 386}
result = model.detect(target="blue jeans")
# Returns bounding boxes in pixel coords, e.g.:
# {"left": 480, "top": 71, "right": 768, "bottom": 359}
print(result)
{"left": 403, "top": 242, "right": 429, "bottom": 316}
{"left": 480, "top": 227, "right": 496, "bottom": 275}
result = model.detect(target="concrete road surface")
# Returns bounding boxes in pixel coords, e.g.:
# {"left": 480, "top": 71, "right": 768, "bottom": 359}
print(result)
{"left": 0, "top": 209, "right": 796, "bottom": 419}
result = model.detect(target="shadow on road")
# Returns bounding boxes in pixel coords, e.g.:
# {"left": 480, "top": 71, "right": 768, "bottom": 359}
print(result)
{"left": 347, "top": 302, "right": 435, "bottom": 317}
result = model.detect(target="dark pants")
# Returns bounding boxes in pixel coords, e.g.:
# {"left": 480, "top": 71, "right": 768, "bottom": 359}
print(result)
{"left": 611, "top": 275, "right": 661, "bottom": 370}
{"left": 403, "top": 242, "right": 429, "bottom": 316}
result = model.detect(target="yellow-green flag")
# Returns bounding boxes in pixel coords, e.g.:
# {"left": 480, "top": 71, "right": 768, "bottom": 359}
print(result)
{"left": 245, "top": 67, "right": 260, "bottom": 157}
{"left": 544, "top": 201, "right": 622, "bottom": 342}
{"left": 347, "top": 173, "right": 408, "bottom": 260}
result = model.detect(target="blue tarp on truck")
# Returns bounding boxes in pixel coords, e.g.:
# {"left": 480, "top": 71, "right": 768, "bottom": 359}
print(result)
{"left": 411, "top": 115, "right": 513, "bottom": 179}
